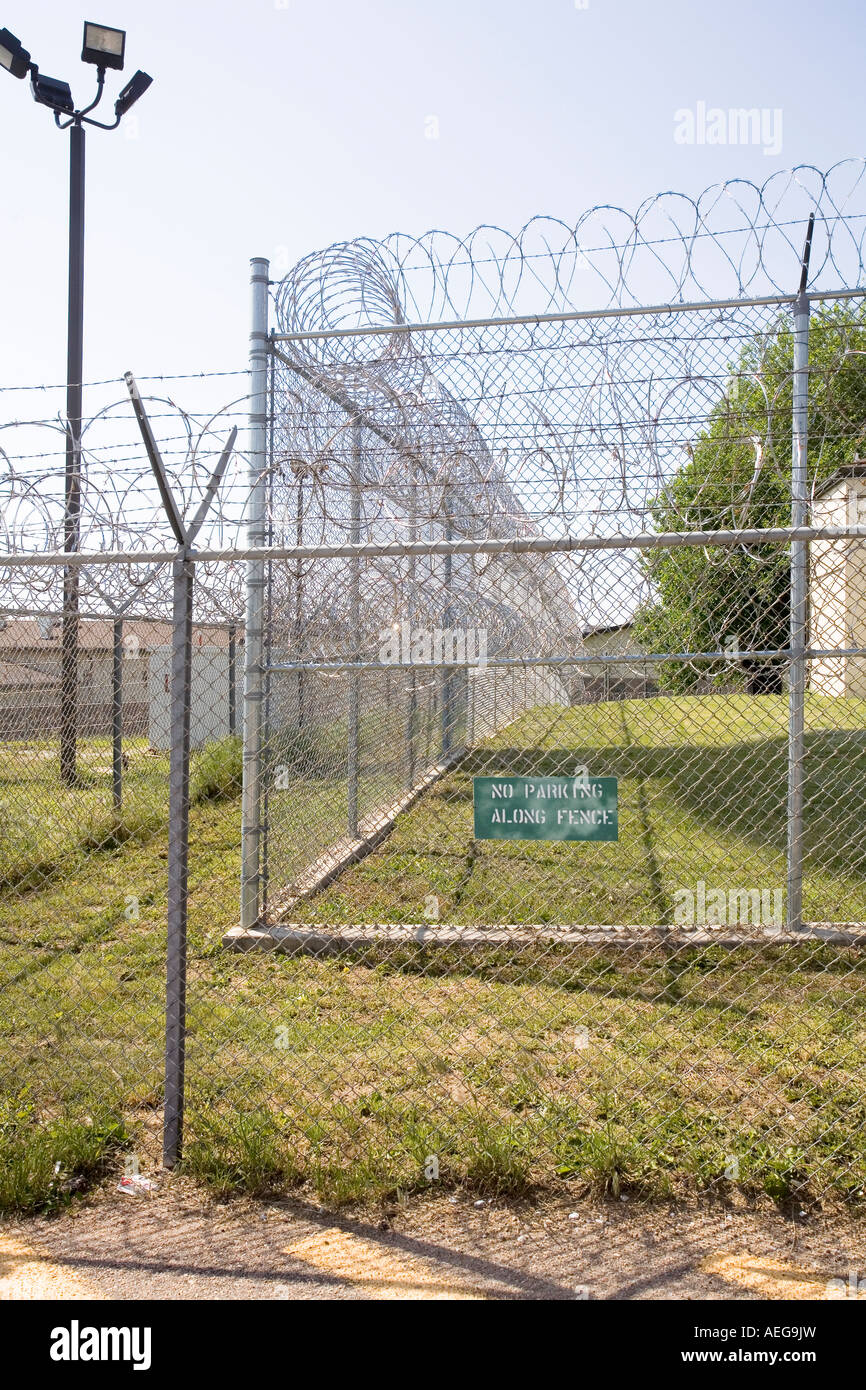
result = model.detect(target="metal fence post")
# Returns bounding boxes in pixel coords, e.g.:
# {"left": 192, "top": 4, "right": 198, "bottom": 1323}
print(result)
{"left": 787, "top": 221, "right": 813, "bottom": 932}
{"left": 347, "top": 418, "right": 362, "bottom": 837}
{"left": 405, "top": 461, "right": 417, "bottom": 788}
{"left": 291, "top": 465, "right": 306, "bottom": 728}
{"left": 112, "top": 615, "right": 123, "bottom": 810}
{"left": 241, "top": 257, "right": 270, "bottom": 929}
{"left": 124, "top": 368, "right": 236, "bottom": 1169}
{"left": 228, "top": 622, "right": 237, "bottom": 737}
{"left": 441, "top": 485, "right": 454, "bottom": 759}
{"left": 163, "top": 552, "right": 194, "bottom": 1168}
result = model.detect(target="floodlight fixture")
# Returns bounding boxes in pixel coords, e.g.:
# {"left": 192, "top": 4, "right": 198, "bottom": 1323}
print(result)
{"left": 0, "top": 18, "right": 154, "bottom": 786}
{"left": 0, "top": 27, "right": 30, "bottom": 79}
{"left": 114, "top": 68, "right": 151, "bottom": 118}
{"left": 81, "top": 21, "right": 125, "bottom": 71}
{"left": 30, "top": 72, "right": 75, "bottom": 113}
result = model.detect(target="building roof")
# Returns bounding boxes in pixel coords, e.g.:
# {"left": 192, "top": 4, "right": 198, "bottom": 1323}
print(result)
{"left": 0, "top": 617, "right": 243, "bottom": 652}
{"left": 581, "top": 622, "right": 634, "bottom": 638}
{"left": 812, "top": 460, "right": 866, "bottom": 501}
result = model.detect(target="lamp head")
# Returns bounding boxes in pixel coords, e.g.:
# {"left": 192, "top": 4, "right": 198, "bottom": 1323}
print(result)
{"left": 81, "top": 21, "right": 125, "bottom": 71}
{"left": 114, "top": 68, "right": 152, "bottom": 117}
{"left": 30, "top": 71, "right": 74, "bottom": 113}
{"left": 0, "top": 27, "right": 30, "bottom": 79}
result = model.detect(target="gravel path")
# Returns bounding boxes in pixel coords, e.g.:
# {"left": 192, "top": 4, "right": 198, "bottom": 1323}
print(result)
{"left": 2, "top": 1179, "right": 865, "bottom": 1301}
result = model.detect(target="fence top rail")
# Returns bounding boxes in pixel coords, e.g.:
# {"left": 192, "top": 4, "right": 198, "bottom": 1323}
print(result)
{"left": 269, "top": 285, "right": 866, "bottom": 345}
{"left": 266, "top": 648, "right": 798, "bottom": 672}
{"left": 5, "top": 523, "right": 866, "bottom": 568}
{"left": 0, "top": 604, "right": 242, "bottom": 627}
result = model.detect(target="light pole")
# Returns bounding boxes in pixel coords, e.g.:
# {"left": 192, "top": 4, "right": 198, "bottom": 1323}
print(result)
{"left": 0, "top": 22, "right": 152, "bottom": 785}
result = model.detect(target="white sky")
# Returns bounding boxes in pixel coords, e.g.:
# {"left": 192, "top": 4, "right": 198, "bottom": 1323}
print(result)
{"left": 0, "top": 0, "right": 863, "bottom": 396}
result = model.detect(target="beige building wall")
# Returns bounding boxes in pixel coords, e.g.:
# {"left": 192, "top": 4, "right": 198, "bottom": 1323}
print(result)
{"left": 810, "top": 478, "right": 866, "bottom": 697}
{"left": 579, "top": 624, "right": 654, "bottom": 699}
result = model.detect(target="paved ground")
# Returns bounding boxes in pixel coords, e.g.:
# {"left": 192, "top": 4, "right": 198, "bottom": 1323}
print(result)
{"left": 2, "top": 1179, "right": 866, "bottom": 1300}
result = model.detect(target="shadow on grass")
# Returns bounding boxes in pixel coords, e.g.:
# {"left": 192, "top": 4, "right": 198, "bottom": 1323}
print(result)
{"left": 459, "top": 728, "right": 866, "bottom": 885}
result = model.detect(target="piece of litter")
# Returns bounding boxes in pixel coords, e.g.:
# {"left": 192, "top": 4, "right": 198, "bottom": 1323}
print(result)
{"left": 473, "top": 1200, "right": 485, "bottom": 1208}
{"left": 117, "top": 1174, "right": 158, "bottom": 1196}
{"left": 568, "top": 1211, "right": 580, "bottom": 1220}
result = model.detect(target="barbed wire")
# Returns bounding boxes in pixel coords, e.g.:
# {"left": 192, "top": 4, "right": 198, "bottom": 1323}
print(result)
{"left": 275, "top": 161, "right": 866, "bottom": 342}
{"left": 0, "top": 379, "right": 253, "bottom": 622}
{"left": 266, "top": 164, "right": 866, "bottom": 654}
{"left": 0, "top": 368, "right": 250, "bottom": 394}
{"left": 2, "top": 163, "right": 866, "bottom": 640}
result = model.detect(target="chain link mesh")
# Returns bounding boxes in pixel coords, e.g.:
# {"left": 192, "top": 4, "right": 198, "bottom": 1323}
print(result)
{"left": 3, "top": 163, "right": 866, "bottom": 1212}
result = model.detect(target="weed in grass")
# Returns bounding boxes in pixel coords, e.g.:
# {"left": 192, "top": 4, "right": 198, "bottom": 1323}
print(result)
{"left": 190, "top": 737, "right": 243, "bottom": 804}
{"left": 0, "top": 1098, "right": 128, "bottom": 1213}
{"left": 556, "top": 1103, "right": 634, "bottom": 1198}
{"left": 182, "top": 1109, "right": 300, "bottom": 1198}
{"left": 80, "top": 803, "right": 165, "bottom": 852}
{"left": 461, "top": 1114, "right": 534, "bottom": 1197}
{"left": 309, "top": 1155, "right": 396, "bottom": 1206}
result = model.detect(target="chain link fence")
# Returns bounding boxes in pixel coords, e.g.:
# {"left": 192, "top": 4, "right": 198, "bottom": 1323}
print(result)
{"left": 3, "top": 162, "right": 866, "bottom": 1211}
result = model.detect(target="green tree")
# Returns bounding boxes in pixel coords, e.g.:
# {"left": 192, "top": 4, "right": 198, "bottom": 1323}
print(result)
{"left": 633, "top": 301, "right": 866, "bottom": 691}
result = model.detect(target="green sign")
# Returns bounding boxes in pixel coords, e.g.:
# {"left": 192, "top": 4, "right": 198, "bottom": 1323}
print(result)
{"left": 473, "top": 775, "right": 618, "bottom": 842}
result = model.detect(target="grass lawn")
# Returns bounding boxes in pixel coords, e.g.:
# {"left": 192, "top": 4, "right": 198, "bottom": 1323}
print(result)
{"left": 262, "top": 696, "right": 445, "bottom": 893}
{"left": 298, "top": 693, "right": 866, "bottom": 926}
{"left": 0, "top": 738, "right": 171, "bottom": 892}
{"left": 1, "top": 695, "right": 865, "bottom": 1211}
